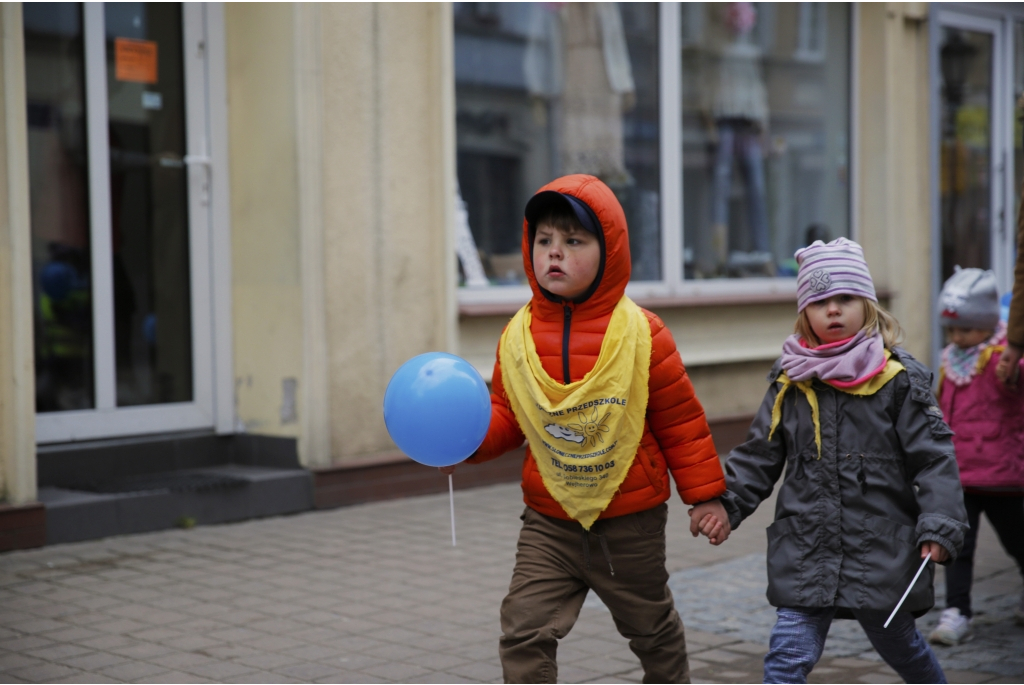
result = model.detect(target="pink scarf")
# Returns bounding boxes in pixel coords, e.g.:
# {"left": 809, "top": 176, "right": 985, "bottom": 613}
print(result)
{"left": 780, "top": 330, "right": 887, "bottom": 387}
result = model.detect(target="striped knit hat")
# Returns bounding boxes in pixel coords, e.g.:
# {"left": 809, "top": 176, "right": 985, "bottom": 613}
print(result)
{"left": 795, "top": 237, "right": 877, "bottom": 312}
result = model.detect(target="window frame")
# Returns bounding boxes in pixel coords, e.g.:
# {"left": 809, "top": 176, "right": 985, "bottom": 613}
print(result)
{"left": 456, "top": 1, "right": 857, "bottom": 311}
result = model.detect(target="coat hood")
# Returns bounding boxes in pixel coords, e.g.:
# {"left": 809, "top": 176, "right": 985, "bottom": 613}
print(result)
{"left": 521, "top": 174, "right": 631, "bottom": 320}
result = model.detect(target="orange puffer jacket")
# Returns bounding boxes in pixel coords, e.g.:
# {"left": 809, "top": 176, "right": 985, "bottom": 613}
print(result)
{"left": 467, "top": 174, "right": 726, "bottom": 520}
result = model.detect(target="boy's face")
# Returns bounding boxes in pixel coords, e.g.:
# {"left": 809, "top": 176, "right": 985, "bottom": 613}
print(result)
{"left": 946, "top": 326, "right": 992, "bottom": 349}
{"left": 805, "top": 294, "right": 866, "bottom": 345}
{"left": 533, "top": 222, "right": 601, "bottom": 300}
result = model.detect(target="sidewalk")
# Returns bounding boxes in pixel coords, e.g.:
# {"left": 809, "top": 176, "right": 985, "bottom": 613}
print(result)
{"left": 0, "top": 480, "right": 1021, "bottom": 684}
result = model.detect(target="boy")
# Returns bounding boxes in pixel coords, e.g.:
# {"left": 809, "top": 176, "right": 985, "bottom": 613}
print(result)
{"left": 449, "top": 174, "right": 729, "bottom": 683}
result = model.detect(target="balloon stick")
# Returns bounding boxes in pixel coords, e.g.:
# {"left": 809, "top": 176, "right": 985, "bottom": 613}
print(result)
{"left": 884, "top": 552, "right": 931, "bottom": 628}
{"left": 449, "top": 473, "right": 457, "bottom": 547}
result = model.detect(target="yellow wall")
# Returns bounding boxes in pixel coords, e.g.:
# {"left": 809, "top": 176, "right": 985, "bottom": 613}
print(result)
{"left": 225, "top": 4, "right": 304, "bottom": 439}
{"left": 856, "top": 3, "right": 934, "bottom": 362}
{"left": 318, "top": 3, "right": 456, "bottom": 461}
{"left": 0, "top": 4, "right": 36, "bottom": 504}
{"left": 225, "top": 3, "right": 455, "bottom": 465}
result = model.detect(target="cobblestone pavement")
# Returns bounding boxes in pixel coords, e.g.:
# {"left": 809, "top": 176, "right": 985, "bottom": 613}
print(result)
{"left": 0, "top": 480, "right": 1021, "bottom": 684}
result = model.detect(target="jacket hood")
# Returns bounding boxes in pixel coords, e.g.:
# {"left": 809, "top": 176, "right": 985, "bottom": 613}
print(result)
{"left": 522, "top": 174, "right": 631, "bottom": 320}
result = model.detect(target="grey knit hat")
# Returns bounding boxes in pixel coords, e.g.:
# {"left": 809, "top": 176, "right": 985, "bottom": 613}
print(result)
{"left": 795, "top": 237, "right": 877, "bottom": 312}
{"left": 939, "top": 266, "right": 1000, "bottom": 329}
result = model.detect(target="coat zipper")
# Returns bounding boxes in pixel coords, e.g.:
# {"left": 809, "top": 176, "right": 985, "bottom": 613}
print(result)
{"left": 562, "top": 305, "right": 572, "bottom": 384}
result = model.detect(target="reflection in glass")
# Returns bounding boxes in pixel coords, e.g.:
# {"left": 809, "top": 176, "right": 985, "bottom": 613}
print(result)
{"left": 24, "top": 3, "right": 94, "bottom": 412}
{"left": 681, "top": 3, "right": 851, "bottom": 279}
{"left": 939, "top": 28, "right": 991, "bottom": 283}
{"left": 105, "top": 3, "right": 193, "bottom": 405}
{"left": 454, "top": 3, "right": 661, "bottom": 286}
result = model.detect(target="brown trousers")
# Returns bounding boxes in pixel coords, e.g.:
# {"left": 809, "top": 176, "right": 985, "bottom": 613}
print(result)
{"left": 499, "top": 504, "right": 690, "bottom": 684}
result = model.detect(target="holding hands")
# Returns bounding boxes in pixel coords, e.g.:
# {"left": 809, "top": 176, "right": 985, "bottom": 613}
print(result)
{"left": 688, "top": 498, "right": 732, "bottom": 545}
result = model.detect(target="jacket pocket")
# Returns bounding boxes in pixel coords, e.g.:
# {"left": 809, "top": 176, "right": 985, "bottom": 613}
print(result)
{"left": 858, "top": 512, "right": 923, "bottom": 607}
{"left": 634, "top": 441, "right": 665, "bottom": 495}
{"left": 765, "top": 515, "right": 811, "bottom": 607}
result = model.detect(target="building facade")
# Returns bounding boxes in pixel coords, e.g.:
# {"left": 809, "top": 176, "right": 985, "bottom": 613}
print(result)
{"left": 0, "top": 2, "right": 1020, "bottom": 546}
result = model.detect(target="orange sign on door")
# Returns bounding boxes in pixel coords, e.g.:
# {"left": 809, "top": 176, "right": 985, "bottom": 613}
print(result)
{"left": 115, "top": 38, "right": 158, "bottom": 84}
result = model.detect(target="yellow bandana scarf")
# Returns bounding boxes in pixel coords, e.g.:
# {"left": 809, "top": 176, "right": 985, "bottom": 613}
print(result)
{"left": 499, "top": 295, "right": 652, "bottom": 529}
{"left": 768, "top": 350, "right": 906, "bottom": 460}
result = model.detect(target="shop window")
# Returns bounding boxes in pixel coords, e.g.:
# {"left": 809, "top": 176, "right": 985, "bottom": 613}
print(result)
{"left": 454, "top": 2, "right": 662, "bottom": 288}
{"left": 455, "top": 2, "right": 853, "bottom": 302}
{"left": 682, "top": 2, "right": 850, "bottom": 280}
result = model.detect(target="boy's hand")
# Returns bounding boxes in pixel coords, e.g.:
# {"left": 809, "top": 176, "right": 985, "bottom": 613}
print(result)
{"left": 688, "top": 499, "right": 731, "bottom": 545}
{"left": 921, "top": 541, "right": 949, "bottom": 563}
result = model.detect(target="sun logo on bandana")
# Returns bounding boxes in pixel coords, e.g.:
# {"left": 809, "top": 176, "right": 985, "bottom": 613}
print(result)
{"left": 567, "top": 408, "right": 611, "bottom": 448}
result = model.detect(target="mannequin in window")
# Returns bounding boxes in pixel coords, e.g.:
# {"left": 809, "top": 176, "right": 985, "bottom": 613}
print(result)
{"left": 699, "top": 2, "right": 771, "bottom": 277}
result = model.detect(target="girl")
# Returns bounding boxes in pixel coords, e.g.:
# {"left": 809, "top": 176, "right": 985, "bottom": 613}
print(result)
{"left": 928, "top": 267, "right": 1024, "bottom": 646}
{"left": 706, "top": 238, "right": 968, "bottom": 683}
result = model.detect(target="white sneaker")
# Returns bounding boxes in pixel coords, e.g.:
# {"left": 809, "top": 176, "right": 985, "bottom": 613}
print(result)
{"left": 928, "top": 607, "right": 973, "bottom": 646}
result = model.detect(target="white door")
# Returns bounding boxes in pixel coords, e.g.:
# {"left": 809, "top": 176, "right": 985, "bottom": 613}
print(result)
{"left": 24, "top": 2, "right": 230, "bottom": 443}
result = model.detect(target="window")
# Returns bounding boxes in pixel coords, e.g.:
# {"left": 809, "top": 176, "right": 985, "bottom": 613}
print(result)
{"left": 682, "top": 2, "right": 851, "bottom": 280}
{"left": 454, "top": 2, "right": 662, "bottom": 288}
{"left": 455, "top": 2, "right": 853, "bottom": 303}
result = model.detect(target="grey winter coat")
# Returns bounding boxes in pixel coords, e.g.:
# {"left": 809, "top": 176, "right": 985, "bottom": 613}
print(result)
{"left": 720, "top": 347, "right": 968, "bottom": 617}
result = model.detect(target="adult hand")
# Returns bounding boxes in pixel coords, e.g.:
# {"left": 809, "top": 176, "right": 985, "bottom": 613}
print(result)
{"left": 921, "top": 540, "right": 949, "bottom": 564}
{"left": 996, "top": 344, "right": 1023, "bottom": 387}
{"left": 688, "top": 499, "right": 732, "bottom": 545}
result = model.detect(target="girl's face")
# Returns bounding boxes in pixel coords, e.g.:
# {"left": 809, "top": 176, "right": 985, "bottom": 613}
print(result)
{"left": 533, "top": 223, "right": 601, "bottom": 300}
{"left": 805, "top": 294, "right": 866, "bottom": 345}
{"left": 946, "top": 327, "right": 992, "bottom": 349}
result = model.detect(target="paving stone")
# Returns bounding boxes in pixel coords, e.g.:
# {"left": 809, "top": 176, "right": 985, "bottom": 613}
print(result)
{"left": 857, "top": 673, "right": 901, "bottom": 684}
{"left": 135, "top": 670, "right": 215, "bottom": 684}
{"left": 97, "top": 660, "right": 169, "bottom": 681}
{"left": 0, "top": 483, "right": 1018, "bottom": 685}
{"left": 57, "top": 651, "right": 127, "bottom": 671}
{"left": 274, "top": 662, "right": 347, "bottom": 681}
{"left": 8, "top": 662, "right": 81, "bottom": 683}
{"left": 50, "top": 673, "right": 120, "bottom": 684}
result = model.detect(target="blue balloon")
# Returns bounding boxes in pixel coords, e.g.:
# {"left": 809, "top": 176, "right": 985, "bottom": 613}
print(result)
{"left": 383, "top": 352, "right": 491, "bottom": 467}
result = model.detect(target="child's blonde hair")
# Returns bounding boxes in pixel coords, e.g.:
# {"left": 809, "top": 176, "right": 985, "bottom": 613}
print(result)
{"left": 795, "top": 297, "right": 904, "bottom": 349}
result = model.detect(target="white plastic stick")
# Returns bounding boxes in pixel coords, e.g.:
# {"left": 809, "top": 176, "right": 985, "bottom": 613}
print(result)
{"left": 449, "top": 473, "right": 457, "bottom": 547}
{"left": 885, "top": 552, "right": 931, "bottom": 628}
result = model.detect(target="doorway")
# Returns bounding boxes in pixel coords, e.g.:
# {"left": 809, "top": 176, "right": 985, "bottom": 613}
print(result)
{"left": 932, "top": 6, "right": 1023, "bottom": 362}
{"left": 24, "top": 3, "right": 231, "bottom": 442}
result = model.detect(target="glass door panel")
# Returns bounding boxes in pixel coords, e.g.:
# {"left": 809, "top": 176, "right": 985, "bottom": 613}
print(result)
{"left": 28, "top": 2, "right": 220, "bottom": 443}
{"left": 939, "top": 25, "right": 994, "bottom": 283}
{"left": 24, "top": 3, "right": 95, "bottom": 412}
{"left": 104, "top": 3, "right": 193, "bottom": 406}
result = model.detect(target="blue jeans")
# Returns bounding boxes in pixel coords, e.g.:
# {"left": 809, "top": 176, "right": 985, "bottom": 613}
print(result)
{"left": 763, "top": 607, "right": 946, "bottom": 684}
{"left": 711, "top": 118, "right": 770, "bottom": 253}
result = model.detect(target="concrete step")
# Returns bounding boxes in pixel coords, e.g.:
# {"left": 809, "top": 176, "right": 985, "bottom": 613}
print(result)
{"left": 39, "top": 464, "right": 313, "bottom": 544}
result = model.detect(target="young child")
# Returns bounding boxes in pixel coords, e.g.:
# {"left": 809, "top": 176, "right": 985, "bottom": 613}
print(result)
{"left": 699, "top": 238, "right": 968, "bottom": 683}
{"left": 927, "top": 267, "right": 1024, "bottom": 646}
{"left": 451, "top": 174, "right": 729, "bottom": 683}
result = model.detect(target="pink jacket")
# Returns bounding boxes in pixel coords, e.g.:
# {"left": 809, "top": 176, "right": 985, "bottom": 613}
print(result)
{"left": 939, "top": 350, "right": 1024, "bottom": 489}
